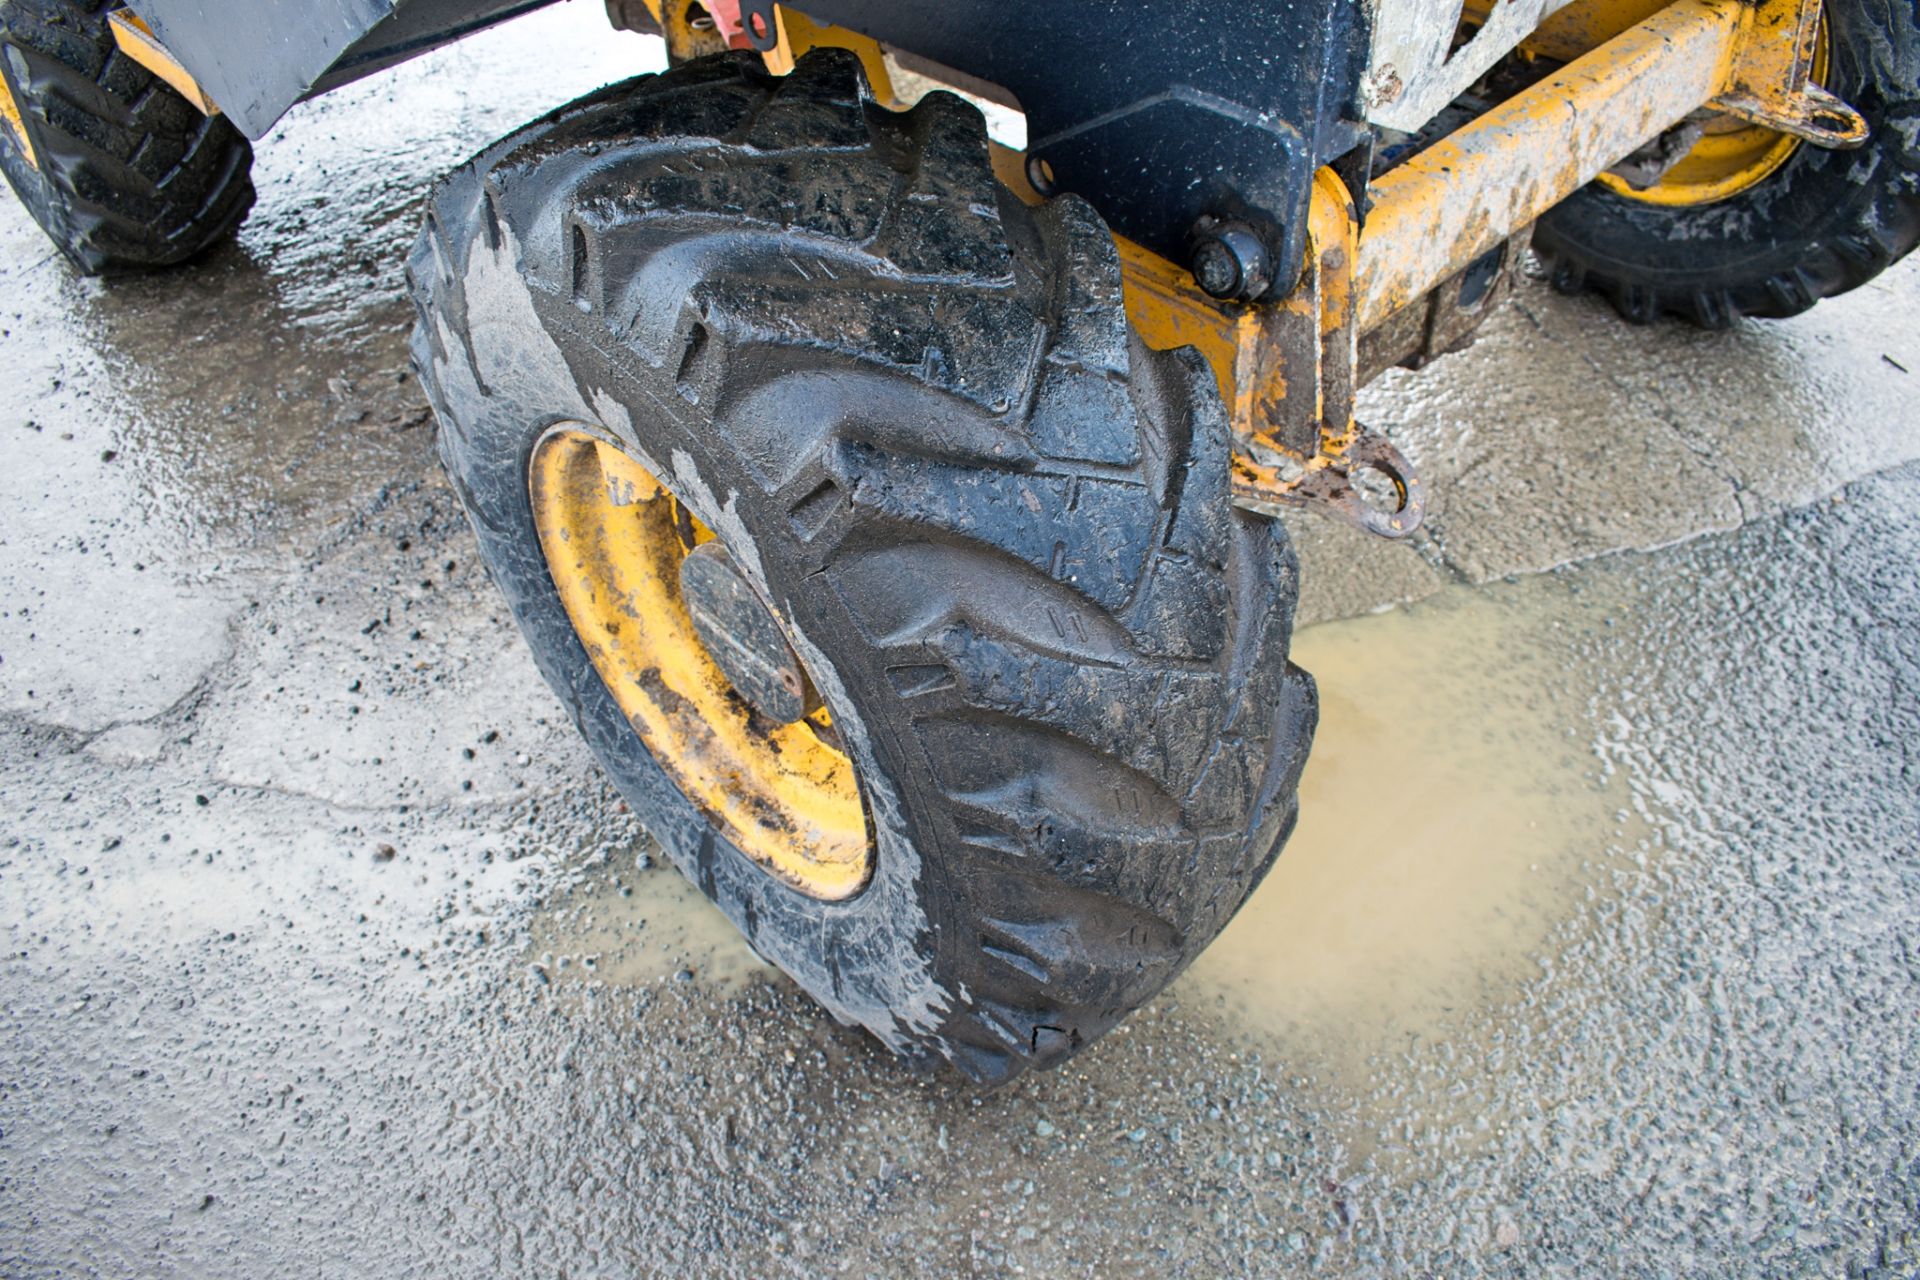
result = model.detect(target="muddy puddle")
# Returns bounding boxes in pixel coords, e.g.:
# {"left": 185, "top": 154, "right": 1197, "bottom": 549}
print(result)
{"left": 532, "top": 561, "right": 1654, "bottom": 1085}
{"left": 524, "top": 844, "right": 771, "bottom": 991}
{"left": 1184, "top": 570, "right": 1652, "bottom": 1076}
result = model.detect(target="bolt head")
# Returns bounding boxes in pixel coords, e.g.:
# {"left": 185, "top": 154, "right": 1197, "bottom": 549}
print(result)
{"left": 1192, "top": 240, "right": 1242, "bottom": 298}
{"left": 1190, "top": 225, "right": 1273, "bottom": 301}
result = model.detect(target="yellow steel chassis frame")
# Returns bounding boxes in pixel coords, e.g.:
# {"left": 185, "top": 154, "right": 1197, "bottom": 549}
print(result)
{"left": 644, "top": 0, "right": 1866, "bottom": 537}
{"left": 108, "top": 0, "right": 1867, "bottom": 536}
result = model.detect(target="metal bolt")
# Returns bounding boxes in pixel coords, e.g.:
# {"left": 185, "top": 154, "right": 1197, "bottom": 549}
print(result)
{"left": 1190, "top": 225, "right": 1273, "bottom": 301}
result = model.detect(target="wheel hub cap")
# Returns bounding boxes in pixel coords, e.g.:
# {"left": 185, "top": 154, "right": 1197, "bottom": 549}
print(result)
{"left": 679, "top": 540, "right": 816, "bottom": 726}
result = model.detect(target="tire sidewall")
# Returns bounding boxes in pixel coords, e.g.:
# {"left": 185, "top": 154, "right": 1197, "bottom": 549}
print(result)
{"left": 422, "top": 219, "right": 966, "bottom": 1059}
{"left": 0, "top": 39, "right": 74, "bottom": 253}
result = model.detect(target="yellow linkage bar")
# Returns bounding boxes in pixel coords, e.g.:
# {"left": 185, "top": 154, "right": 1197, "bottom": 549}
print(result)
{"left": 1360, "top": 0, "right": 1739, "bottom": 331}
{"left": 1359, "top": 0, "right": 1864, "bottom": 331}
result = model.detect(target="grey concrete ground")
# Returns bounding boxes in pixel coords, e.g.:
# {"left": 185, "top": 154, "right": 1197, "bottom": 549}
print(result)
{"left": 3, "top": 7, "right": 1919, "bottom": 1277}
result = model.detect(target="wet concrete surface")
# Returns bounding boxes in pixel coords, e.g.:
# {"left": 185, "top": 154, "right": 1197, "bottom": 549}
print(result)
{"left": 3, "top": 6, "right": 1919, "bottom": 1276}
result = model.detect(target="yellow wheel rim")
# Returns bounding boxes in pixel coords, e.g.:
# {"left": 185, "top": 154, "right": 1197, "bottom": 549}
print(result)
{"left": 1598, "top": 26, "right": 1828, "bottom": 207}
{"left": 0, "top": 64, "right": 38, "bottom": 169}
{"left": 529, "top": 426, "right": 872, "bottom": 900}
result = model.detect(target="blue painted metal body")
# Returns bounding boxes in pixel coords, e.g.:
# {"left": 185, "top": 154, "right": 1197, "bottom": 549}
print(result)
{"left": 126, "top": 0, "right": 1371, "bottom": 295}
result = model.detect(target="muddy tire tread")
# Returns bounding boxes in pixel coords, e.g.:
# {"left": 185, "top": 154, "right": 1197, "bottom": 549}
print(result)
{"left": 409, "top": 51, "right": 1314, "bottom": 1085}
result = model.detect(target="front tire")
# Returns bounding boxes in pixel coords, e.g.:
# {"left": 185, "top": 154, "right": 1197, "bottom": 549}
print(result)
{"left": 408, "top": 52, "right": 1316, "bottom": 1085}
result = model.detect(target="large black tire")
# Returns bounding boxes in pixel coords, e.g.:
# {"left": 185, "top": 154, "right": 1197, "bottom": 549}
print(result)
{"left": 408, "top": 51, "right": 1316, "bottom": 1085}
{"left": 0, "top": 0, "right": 253, "bottom": 274}
{"left": 1534, "top": 0, "right": 1920, "bottom": 327}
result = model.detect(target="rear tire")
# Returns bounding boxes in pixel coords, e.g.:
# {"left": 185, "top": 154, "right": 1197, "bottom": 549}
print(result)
{"left": 408, "top": 51, "right": 1316, "bottom": 1085}
{"left": 0, "top": 0, "right": 254, "bottom": 274}
{"left": 1534, "top": 0, "right": 1920, "bottom": 327}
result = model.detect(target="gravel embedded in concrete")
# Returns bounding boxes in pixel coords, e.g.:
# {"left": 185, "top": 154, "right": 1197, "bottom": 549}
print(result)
{"left": 2, "top": 7, "right": 1919, "bottom": 1276}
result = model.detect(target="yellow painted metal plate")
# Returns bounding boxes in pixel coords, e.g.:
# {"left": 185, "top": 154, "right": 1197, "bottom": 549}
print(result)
{"left": 758, "top": 7, "right": 899, "bottom": 106}
{"left": 107, "top": 10, "right": 220, "bottom": 116}
{"left": 529, "top": 426, "right": 872, "bottom": 900}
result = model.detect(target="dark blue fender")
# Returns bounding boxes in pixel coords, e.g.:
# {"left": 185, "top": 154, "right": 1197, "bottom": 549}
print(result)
{"left": 126, "top": 0, "right": 1371, "bottom": 298}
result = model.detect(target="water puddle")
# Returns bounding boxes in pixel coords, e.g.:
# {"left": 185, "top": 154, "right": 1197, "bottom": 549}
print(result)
{"left": 528, "top": 561, "right": 1652, "bottom": 1084}
{"left": 523, "top": 845, "right": 769, "bottom": 991}
{"left": 1185, "top": 570, "right": 1650, "bottom": 1075}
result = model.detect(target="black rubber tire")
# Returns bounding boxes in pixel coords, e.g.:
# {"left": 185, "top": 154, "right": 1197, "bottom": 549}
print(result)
{"left": 1534, "top": 0, "right": 1920, "bottom": 328}
{"left": 0, "top": 0, "right": 253, "bottom": 274}
{"left": 408, "top": 51, "right": 1315, "bottom": 1086}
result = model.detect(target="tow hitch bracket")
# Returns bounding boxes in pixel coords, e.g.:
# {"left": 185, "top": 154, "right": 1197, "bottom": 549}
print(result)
{"left": 1120, "top": 170, "right": 1427, "bottom": 540}
{"left": 1716, "top": 0, "right": 1868, "bottom": 147}
{"left": 1225, "top": 170, "right": 1426, "bottom": 538}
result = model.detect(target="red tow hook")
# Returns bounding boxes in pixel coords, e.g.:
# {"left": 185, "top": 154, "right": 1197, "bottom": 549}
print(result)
{"left": 703, "top": 0, "right": 759, "bottom": 50}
